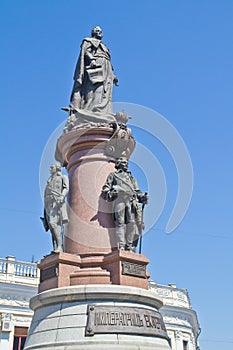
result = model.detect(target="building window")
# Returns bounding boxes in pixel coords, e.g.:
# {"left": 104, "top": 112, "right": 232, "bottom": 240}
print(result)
{"left": 13, "top": 327, "right": 28, "bottom": 350}
{"left": 183, "top": 340, "right": 188, "bottom": 350}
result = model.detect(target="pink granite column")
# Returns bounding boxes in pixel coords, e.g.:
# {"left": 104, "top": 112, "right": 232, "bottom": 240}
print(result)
{"left": 56, "top": 126, "right": 135, "bottom": 256}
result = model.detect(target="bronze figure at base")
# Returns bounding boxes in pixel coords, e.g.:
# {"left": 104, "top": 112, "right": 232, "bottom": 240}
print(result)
{"left": 102, "top": 157, "right": 148, "bottom": 252}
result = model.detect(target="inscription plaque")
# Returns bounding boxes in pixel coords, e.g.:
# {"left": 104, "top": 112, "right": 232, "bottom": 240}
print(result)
{"left": 122, "top": 261, "right": 147, "bottom": 278}
{"left": 86, "top": 305, "right": 168, "bottom": 339}
{"left": 40, "top": 265, "right": 58, "bottom": 282}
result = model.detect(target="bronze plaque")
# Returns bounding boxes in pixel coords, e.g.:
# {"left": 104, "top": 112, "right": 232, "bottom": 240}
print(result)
{"left": 85, "top": 305, "right": 168, "bottom": 339}
{"left": 40, "top": 265, "right": 58, "bottom": 282}
{"left": 122, "top": 261, "right": 147, "bottom": 278}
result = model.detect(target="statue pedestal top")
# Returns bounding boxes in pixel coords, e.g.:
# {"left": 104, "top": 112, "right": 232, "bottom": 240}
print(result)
{"left": 38, "top": 250, "right": 150, "bottom": 293}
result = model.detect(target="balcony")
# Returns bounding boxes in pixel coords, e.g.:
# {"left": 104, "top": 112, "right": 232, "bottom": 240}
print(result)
{"left": 0, "top": 256, "right": 40, "bottom": 286}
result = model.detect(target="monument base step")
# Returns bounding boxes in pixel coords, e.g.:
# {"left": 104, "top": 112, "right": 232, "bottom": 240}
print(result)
{"left": 38, "top": 250, "right": 150, "bottom": 293}
{"left": 24, "top": 285, "right": 171, "bottom": 350}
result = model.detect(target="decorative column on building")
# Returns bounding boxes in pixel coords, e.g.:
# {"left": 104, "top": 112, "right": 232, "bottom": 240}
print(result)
{"left": 175, "top": 331, "right": 184, "bottom": 350}
{"left": 0, "top": 313, "right": 13, "bottom": 350}
{"left": 24, "top": 26, "right": 171, "bottom": 350}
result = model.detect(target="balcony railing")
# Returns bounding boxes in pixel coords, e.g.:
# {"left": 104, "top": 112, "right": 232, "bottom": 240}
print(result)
{"left": 0, "top": 256, "right": 40, "bottom": 285}
{"left": 149, "top": 281, "right": 191, "bottom": 308}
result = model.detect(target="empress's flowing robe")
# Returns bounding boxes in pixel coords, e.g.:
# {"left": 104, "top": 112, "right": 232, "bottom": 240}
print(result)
{"left": 70, "top": 37, "right": 114, "bottom": 115}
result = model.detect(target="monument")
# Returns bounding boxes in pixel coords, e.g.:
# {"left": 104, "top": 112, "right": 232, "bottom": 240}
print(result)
{"left": 24, "top": 27, "right": 171, "bottom": 350}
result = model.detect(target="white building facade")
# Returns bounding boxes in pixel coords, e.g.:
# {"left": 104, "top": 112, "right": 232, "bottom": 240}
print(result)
{"left": 0, "top": 257, "right": 39, "bottom": 350}
{"left": 149, "top": 281, "right": 201, "bottom": 350}
{"left": 0, "top": 257, "right": 200, "bottom": 350}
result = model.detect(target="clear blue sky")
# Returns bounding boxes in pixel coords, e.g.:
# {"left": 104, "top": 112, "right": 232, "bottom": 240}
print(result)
{"left": 0, "top": 1, "right": 233, "bottom": 349}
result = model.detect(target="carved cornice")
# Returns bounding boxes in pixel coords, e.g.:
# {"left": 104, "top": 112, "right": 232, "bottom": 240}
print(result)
{"left": 0, "top": 293, "right": 30, "bottom": 307}
{"left": 13, "top": 315, "right": 32, "bottom": 323}
{"left": 163, "top": 315, "right": 191, "bottom": 327}
{"left": 160, "top": 305, "right": 200, "bottom": 337}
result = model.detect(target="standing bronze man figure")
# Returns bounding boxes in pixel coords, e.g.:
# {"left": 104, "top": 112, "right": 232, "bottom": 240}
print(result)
{"left": 41, "top": 163, "right": 69, "bottom": 253}
{"left": 102, "top": 157, "right": 148, "bottom": 252}
{"left": 70, "top": 26, "right": 118, "bottom": 115}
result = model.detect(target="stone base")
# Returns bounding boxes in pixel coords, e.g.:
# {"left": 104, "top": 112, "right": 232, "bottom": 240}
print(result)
{"left": 24, "top": 285, "right": 171, "bottom": 350}
{"left": 38, "top": 250, "right": 150, "bottom": 293}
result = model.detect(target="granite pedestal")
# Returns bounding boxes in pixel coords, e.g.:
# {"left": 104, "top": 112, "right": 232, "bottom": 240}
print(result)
{"left": 24, "top": 285, "right": 171, "bottom": 350}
